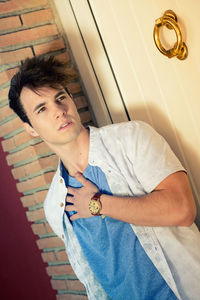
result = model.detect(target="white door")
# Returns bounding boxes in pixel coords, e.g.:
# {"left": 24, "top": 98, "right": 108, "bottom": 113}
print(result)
{"left": 53, "top": 0, "right": 200, "bottom": 226}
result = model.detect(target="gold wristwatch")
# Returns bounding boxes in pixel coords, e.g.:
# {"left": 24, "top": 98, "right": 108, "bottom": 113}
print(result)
{"left": 89, "top": 192, "right": 102, "bottom": 216}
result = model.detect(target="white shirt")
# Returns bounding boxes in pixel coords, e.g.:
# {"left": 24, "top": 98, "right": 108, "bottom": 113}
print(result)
{"left": 44, "top": 121, "right": 200, "bottom": 300}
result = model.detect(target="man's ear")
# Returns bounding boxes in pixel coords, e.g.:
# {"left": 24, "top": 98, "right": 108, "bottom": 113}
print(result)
{"left": 23, "top": 122, "right": 39, "bottom": 137}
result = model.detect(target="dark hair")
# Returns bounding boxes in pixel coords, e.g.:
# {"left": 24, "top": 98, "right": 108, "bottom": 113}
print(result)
{"left": 8, "top": 55, "right": 76, "bottom": 125}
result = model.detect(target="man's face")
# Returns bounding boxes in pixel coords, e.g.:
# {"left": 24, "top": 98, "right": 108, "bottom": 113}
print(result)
{"left": 20, "top": 86, "right": 82, "bottom": 147}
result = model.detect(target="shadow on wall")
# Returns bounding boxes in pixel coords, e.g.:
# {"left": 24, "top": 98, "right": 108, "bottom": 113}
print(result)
{"left": 112, "top": 103, "right": 200, "bottom": 229}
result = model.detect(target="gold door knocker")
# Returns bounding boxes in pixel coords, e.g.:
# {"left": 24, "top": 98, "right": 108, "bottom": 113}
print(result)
{"left": 153, "top": 10, "right": 188, "bottom": 60}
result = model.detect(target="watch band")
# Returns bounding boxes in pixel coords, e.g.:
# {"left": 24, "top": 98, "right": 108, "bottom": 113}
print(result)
{"left": 91, "top": 192, "right": 102, "bottom": 202}
{"left": 91, "top": 192, "right": 102, "bottom": 216}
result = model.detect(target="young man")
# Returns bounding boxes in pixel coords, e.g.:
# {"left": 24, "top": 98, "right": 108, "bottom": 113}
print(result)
{"left": 9, "top": 56, "right": 200, "bottom": 300}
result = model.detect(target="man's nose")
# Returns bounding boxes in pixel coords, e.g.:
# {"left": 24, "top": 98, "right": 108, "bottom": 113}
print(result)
{"left": 53, "top": 103, "right": 67, "bottom": 119}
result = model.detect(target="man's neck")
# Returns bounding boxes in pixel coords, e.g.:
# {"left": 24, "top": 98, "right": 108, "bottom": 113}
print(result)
{"left": 48, "top": 126, "right": 90, "bottom": 176}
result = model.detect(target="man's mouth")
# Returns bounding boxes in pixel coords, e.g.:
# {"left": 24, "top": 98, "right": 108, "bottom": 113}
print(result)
{"left": 59, "top": 121, "right": 72, "bottom": 130}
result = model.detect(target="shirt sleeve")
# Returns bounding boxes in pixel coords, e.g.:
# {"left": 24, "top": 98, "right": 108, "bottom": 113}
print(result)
{"left": 126, "top": 121, "right": 186, "bottom": 193}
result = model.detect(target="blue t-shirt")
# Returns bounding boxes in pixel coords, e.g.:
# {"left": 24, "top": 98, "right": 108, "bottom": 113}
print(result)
{"left": 62, "top": 163, "right": 178, "bottom": 300}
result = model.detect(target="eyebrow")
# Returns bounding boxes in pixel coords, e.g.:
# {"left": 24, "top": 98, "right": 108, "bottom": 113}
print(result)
{"left": 55, "top": 91, "right": 66, "bottom": 99}
{"left": 33, "top": 102, "right": 46, "bottom": 113}
{"left": 33, "top": 90, "right": 66, "bottom": 113}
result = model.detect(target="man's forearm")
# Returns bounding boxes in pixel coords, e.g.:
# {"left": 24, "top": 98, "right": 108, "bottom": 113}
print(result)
{"left": 100, "top": 172, "right": 196, "bottom": 227}
{"left": 101, "top": 192, "right": 184, "bottom": 226}
{"left": 66, "top": 171, "right": 196, "bottom": 225}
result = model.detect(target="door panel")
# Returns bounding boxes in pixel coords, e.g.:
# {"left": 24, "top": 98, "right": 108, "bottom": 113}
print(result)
{"left": 53, "top": 0, "right": 200, "bottom": 225}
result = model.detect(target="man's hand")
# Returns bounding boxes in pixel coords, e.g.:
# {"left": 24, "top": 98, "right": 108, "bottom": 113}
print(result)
{"left": 65, "top": 172, "right": 99, "bottom": 221}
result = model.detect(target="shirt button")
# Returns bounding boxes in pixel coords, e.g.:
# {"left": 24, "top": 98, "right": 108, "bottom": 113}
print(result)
{"left": 60, "top": 202, "right": 64, "bottom": 207}
{"left": 60, "top": 178, "right": 63, "bottom": 184}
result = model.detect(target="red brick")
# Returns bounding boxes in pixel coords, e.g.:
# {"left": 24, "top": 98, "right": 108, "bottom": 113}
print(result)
{"left": 46, "top": 264, "right": 74, "bottom": 276}
{"left": 21, "top": 9, "right": 53, "bottom": 26}
{"left": 63, "top": 67, "right": 77, "bottom": 79}
{"left": 0, "top": 71, "right": 10, "bottom": 85}
{"left": 56, "top": 250, "right": 68, "bottom": 262}
{"left": 16, "top": 172, "right": 54, "bottom": 192}
{"left": 39, "top": 154, "right": 58, "bottom": 168}
{"left": 12, "top": 155, "right": 57, "bottom": 179}
{"left": 41, "top": 252, "right": 56, "bottom": 263}
{"left": 37, "top": 237, "right": 64, "bottom": 249}
{"left": 34, "top": 190, "right": 48, "bottom": 203}
{"left": 12, "top": 160, "right": 37, "bottom": 179}
{"left": 24, "top": 155, "right": 57, "bottom": 174}
{"left": 31, "top": 223, "right": 46, "bottom": 235}
{"left": 0, "top": 117, "right": 22, "bottom": 138}
{"left": 67, "top": 82, "right": 81, "bottom": 94}
{"left": 45, "top": 222, "right": 54, "bottom": 234}
{"left": 34, "top": 141, "right": 52, "bottom": 156}
{"left": 0, "top": 0, "right": 48, "bottom": 14}
{"left": 0, "top": 48, "right": 33, "bottom": 65}
{"left": 55, "top": 52, "right": 70, "bottom": 63}
{"left": 56, "top": 295, "right": 87, "bottom": 300}
{"left": 67, "top": 280, "right": 85, "bottom": 291}
{"left": 0, "top": 87, "right": 9, "bottom": 102}
{"left": 21, "top": 190, "right": 47, "bottom": 207}
{"left": 26, "top": 208, "right": 45, "bottom": 222}
{"left": 34, "top": 38, "right": 65, "bottom": 55}
{"left": 0, "top": 68, "right": 18, "bottom": 85}
{"left": 14, "top": 130, "right": 35, "bottom": 146}
{"left": 0, "top": 105, "right": 14, "bottom": 122}
{"left": 6, "top": 142, "right": 52, "bottom": 165}
{"left": 12, "top": 164, "right": 26, "bottom": 179}
{"left": 6, "top": 145, "right": 36, "bottom": 165}
{"left": 75, "top": 96, "right": 87, "bottom": 110}
{"left": 0, "top": 16, "right": 21, "bottom": 31}
{"left": 51, "top": 279, "right": 67, "bottom": 290}
{"left": 80, "top": 111, "right": 91, "bottom": 124}
{"left": 1, "top": 137, "right": 15, "bottom": 152}
{"left": 0, "top": 24, "right": 58, "bottom": 48}
{"left": 20, "top": 194, "right": 36, "bottom": 207}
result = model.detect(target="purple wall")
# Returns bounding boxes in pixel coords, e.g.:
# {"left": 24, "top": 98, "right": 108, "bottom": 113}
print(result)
{"left": 0, "top": 140, "right": 56, "bottom": 300}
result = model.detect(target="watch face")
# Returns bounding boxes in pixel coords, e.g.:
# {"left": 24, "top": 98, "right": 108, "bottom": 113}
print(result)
{"left": 89, "top": 199, "right": 101, "bottom": 215}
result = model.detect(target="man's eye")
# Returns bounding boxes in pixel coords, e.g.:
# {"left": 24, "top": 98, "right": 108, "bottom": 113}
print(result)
{"left": 58, "top": 96, "right": 66, "bottom": 102}
{"left": 38, "top": 107, "right": 46, "bottom": 114}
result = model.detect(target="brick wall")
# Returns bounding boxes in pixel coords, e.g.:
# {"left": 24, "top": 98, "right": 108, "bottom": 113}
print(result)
{"left": 0, "top": 0, "right": 92, "bottom": 299}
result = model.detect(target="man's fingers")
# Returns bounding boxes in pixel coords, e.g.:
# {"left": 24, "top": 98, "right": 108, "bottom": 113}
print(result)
{"left": 65, "top": 204, "right": 75, "bottom": 212}
{"left": 66, "top": 195, "right": 74, "bottom": 202}
{"left": 70, "top": 213, "right": 79, "bottom": 221}
{"left": 67, "top": 186, "right": 75, "bottom": 194}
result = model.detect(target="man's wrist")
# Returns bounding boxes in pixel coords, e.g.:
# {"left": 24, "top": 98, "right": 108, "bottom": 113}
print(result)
{"left": 89, "top": 192, "right": 105, "bottom": 218}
